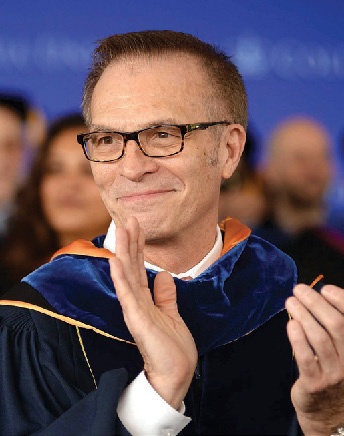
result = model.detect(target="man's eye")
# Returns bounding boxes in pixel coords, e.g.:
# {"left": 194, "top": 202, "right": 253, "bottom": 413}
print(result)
{"left": 157, "top": 132, "right": 170, "bottom": 139}
{"left": 98, "top": 135, "right": 113, "bottom": 145}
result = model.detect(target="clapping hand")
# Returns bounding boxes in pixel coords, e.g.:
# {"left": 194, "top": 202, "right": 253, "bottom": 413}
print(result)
{"left": 286, "top": 284, "right": 344, "bottom": 435}
{"left": 109, "top": 216, "right": 198, "bottom": 409}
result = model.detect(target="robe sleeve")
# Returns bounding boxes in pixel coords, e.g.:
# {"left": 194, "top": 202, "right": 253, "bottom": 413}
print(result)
{"left": 0, "top": 305, "right": 130, "bottom": 435}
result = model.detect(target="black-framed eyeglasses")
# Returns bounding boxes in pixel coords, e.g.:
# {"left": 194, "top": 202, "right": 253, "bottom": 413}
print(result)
{"left": 77, "top": 121, "right": 232, "bottom": 162}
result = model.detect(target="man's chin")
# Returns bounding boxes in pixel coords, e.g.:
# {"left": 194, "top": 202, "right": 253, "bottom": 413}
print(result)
{"left": 117, "top": 214, "right": 163, "bottom": 236}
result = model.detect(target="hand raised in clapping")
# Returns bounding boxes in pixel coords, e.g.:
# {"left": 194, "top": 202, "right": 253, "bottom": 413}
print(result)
{"left": 286, "top": 284, "right": 344, "bottom": 436}
{"left": 109, "top": 216, "right": 197, "bottom": 410}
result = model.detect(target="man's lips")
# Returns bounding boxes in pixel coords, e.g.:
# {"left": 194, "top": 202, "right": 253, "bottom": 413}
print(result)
{"left": 117, "top": 189, "right": 174, "bottom": 201}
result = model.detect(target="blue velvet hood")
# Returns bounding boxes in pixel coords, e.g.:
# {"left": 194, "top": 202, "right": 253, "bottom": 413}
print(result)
{"left": 20, "top": 219, "right": 297, "bottom": 356}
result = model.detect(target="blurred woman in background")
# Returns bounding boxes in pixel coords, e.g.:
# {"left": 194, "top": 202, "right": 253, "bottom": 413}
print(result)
{"left": 0, "top": 113, "right": 111, "bottom": 290}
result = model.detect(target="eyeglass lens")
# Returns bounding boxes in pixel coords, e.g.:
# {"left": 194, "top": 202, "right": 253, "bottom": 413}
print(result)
{"left": 85, "top": 125, "right": 183, "bottom": 161}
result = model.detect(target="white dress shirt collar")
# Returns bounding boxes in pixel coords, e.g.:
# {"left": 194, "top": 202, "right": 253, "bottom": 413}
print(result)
{"left": 103, "top": 220, "right": 222, "bottom": 279}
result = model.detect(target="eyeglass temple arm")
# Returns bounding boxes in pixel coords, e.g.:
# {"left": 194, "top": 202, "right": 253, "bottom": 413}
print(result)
{"left": 186, "top": 121, "right": 232, "bottom": 133}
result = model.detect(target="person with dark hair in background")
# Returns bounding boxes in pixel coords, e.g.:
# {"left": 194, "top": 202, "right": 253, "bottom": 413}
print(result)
{"left": 1, "top": 31, "right": 344, "bottom": 436}
{"left": 255, "top": 116, "right": 344, "bottom": 288}
{"left": 0, "top": 113, "right": 111, "bottom": 291}
{"left": 0, "top": 93, "right": 29, "bottom": 236}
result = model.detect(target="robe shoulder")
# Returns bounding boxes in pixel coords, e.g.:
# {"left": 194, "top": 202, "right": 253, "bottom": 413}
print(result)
{"left": 0, "top": 299, "right": 129, "bottom": 435}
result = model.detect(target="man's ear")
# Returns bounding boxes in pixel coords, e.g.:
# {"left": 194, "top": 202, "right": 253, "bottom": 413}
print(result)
{"left": 221, "top": 124, "right": 246, "bottom": 179}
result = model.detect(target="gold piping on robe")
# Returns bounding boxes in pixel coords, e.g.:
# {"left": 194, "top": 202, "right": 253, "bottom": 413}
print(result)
{"left": 0, "top": 300, "right": 136, "bottom": 346}
{"left": 76, "top": 326, "right": 98, "bottom": 388}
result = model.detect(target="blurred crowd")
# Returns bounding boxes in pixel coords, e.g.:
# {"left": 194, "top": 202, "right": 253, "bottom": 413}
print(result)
{"left": 0, "top": 93, "right": 111, "bottom": 292}
{"left": 0, "top": 90, "right": 343, "bottom": 292}
{"left": 219, "top": 115, "right": 344, "bottom": 287}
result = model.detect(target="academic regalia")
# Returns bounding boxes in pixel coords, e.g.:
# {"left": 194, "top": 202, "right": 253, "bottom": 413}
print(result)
{"left": 0, "top": 218, "right": 299, "bottom": 435}
{"left": 254, "top": 218, "right": 344, "bottom": 287}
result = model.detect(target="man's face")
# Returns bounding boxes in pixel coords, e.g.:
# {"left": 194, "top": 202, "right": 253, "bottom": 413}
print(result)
{"left": 89, "top": 54, "right": 241, "bottom": 243}
{"left": 0, "top": 107, "right": 24, "bottom": 205}
{"left": 267, "top": 121, "right": 332, "bottom": 207}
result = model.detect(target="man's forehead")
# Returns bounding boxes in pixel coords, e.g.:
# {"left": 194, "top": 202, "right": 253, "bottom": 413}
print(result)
{"left": 90, "top": 53, "right": 211, "bottom": 129}
{"left": 99, "top": 52, "right": 205, "bottom": 81}
{"left": 99, "top": 58, "right": 206, "bottom": 97}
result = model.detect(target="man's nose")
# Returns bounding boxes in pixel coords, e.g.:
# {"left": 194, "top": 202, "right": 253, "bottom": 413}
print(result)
{"left": 118, "top": 139, "right": 159, "bottom": 181}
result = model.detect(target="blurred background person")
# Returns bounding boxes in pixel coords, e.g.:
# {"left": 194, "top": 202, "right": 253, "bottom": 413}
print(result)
{"left": 327, "top": 128, "right": 344, "bottom": 234}
{"left": 254, "top": 115, "right": 344, "bottom": 287}
{"left": 0, "top": 113, "right": 111, "bottom": 291}
{"left": 0, "top": 94, "right": 29, "bottom": 237}
{"left": 218, "top": 128, "right": 267, "bottom": 227}
{"left": 0, "top": 93, "right": 47, "bottom": 238}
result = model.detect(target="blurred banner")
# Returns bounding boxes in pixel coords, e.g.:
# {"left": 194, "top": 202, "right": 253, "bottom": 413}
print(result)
{"left": 1, "top": 0, "right": 343, "bottom": 217}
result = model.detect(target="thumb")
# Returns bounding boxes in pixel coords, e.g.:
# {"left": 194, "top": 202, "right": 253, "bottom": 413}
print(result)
{"left": 153, "top": 271, "right": 178, "bottom": 315}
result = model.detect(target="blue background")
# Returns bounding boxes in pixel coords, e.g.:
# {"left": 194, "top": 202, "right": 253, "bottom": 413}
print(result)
{"left": 1, "top": 0, "right": 343, "bottom": 166}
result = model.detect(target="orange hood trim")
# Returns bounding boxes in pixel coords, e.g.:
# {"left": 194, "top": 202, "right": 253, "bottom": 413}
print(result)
{"left": 51, "top": 217, "right": 251, "bottom": 261}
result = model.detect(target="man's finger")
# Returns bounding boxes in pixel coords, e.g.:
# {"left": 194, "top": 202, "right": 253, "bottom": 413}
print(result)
{"left": 153, "top": 271, "right": 178, "bottom": 316}
{"left": 287, "top": 318, "right": 321, "bottom": 379}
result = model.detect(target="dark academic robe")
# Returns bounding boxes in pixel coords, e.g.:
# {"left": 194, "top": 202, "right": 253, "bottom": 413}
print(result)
{"left": 254, "top": 218, "right": 344, "bottom": 287}
{"left": 0, "top": 218, "right": 300, "bottom": 435}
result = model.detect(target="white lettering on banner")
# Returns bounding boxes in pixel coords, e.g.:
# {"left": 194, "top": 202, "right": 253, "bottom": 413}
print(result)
{"left": 227, "top": 35, "right": 344, "bottom": 80}
{"left": 0, "top": 33, "right": 343, "bottom": 79}
{"left": 0, "top": 34, "right": 91, "bottom": 72}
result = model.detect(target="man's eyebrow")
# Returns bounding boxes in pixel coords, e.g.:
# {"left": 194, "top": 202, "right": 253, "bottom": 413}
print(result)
{"left": 89, "top": 119, "right": 180, "bottom": 132}
{"left": 89, "top": 125, "right": 113, "bottom": 132}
